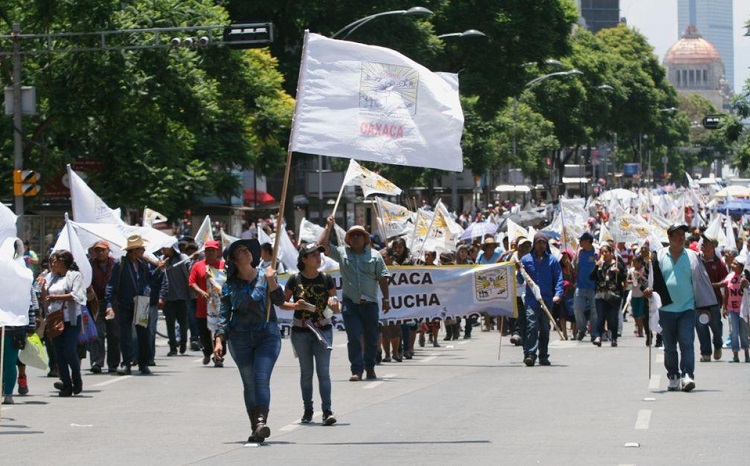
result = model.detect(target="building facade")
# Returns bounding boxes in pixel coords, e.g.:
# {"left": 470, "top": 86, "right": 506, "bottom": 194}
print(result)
{"left": 677, "top": 0, "right": 734, "bottom": 91}
{"left": 578, "top": 0, "right": 620, "bottom": 33}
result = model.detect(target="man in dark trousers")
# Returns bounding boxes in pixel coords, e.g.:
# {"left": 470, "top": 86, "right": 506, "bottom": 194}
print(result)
{"left": 89, "top": 241, "right": 119, "bottom": 373}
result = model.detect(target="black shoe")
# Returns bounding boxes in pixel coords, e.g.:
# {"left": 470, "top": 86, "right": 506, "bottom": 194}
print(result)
{"left": 524, "top": 356, "right": 535, "bottom": 367}
{"left": 539, "top": 359, "right": 551, "bottom": 366}
{"left": 53, "top": 380, "right": 64, "bottom": 390}
{"left": 139, "top": 366, "right": 152, "bottom": 375}
{"left": 190, "top": 341, "right": 201, "bottom": 352}
{"left": 301, "top": 409, "right": 313, "bottom": 423}
{"left": 365, "top": 369, "right": 377, "bottom": 380}
{"left": 576, "top": 332, "right": 585, "bottom": 341}
{"left": 213, "top": 357, "right": 224, "bottom": 368}
{"left": 117, "top": 366, "right": 132, "bottom": 376}
{"left": 179, "top": 341, "right": 187, "bottom": 354}
{"left": 73, "top": 382, "right": 83, "bottom": 395}
{"left": 167, "top": 349, "right": 177, "bottom": 357}
{"left": 107, "top": 368, "right": 118, "bottom": 374}
{"left": 58, "top": 388, "right": 73, "bottom": 397}
{"left": 323, "top": 410, "right": 337, "bottom": 426}
{"left": 611, "top": 339, "right": 618, "bottom": 348}
{"left": 404, "top": 351, "right": 413, "bottom": 360}
{"left": 148, "top": 361, "right": 156, "bottom": 367}
{"left": 90, "top": 364, "right": 102, "bottom": 374}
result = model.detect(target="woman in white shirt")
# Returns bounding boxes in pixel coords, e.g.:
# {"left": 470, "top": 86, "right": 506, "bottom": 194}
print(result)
{"left": 39, "top": 250, "right": 87, "bottom": 397}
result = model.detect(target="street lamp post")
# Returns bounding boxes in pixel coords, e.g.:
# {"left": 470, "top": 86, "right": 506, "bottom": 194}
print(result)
{"left": 437, "top": 29, "right": 486, "bottom": 40}
{"left": 332, "top": 6, "right": 432, "bottom": 39}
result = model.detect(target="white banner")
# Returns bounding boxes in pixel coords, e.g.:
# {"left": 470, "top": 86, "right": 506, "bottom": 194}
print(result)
{"left": 275, "top": 263, "right": 517, "bottom": 326}
{"left": 290, "top": 32, "right": 464, "bottom": 172}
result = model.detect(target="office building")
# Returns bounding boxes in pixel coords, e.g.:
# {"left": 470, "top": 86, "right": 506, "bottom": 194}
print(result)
{"left": 578, "top": 0, "right": 621, "bottom": 33}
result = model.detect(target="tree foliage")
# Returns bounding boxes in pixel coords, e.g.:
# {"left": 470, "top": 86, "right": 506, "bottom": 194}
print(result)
{"left": 0, "top": 0, "right": 293, "bottom": 218}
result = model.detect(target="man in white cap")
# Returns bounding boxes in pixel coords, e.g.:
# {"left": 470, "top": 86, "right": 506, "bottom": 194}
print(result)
{"left": 320, "top": 217, "right": 390, "bottom": 382}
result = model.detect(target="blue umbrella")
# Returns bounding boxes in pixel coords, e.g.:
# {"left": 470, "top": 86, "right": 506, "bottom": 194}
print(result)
{"left": 717, "top": 199, "right": 750, "bottom": 217}
{"left": 459, "top": 221, "right": 498, "bottom": 240}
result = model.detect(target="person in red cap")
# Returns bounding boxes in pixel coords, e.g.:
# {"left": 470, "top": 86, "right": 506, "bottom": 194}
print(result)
{"left": 189, "top": 239, "right": 225, "bottom": 366}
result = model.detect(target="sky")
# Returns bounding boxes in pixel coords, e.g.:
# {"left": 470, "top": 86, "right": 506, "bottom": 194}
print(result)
{"left": 619, "top": 0, "right": 750, "bottom": 93}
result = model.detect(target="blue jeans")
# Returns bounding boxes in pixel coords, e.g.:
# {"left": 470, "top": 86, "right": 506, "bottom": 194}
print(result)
{"left": 523, "top": 306, "right": 550, "bottom": 362}
{"left": 659, "top": 309, "right": 696, "bottom": 379}
{"left": 52, "top": 316, "right": 82, "bottom": 391}
{"left": 227, "top": 323, "right": 281, "bottom": 413}
{"left": 117, "top": 307, "right": 151, "bottom": 368}
{"left": 574, "top": 288, "right": 596, "bottom": 337}
{"left": 695, "top": 305, "right": 723, "bottom": 356}
{"left": 727, "top": 312, "right": 749, "bottom": 352}
{"left": 291, "top": 328, "right": 333, "bottom": 411}
{"left": 342, "top": 299, "right": 380, "bottom": 375}
{"left": 594, "top": 298, "right": 621, "bottom": 340}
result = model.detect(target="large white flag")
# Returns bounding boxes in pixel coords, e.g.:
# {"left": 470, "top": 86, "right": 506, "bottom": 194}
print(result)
{"left": 342, "top": 159, "right": 402, "bottom": 197}
{"left": 290, "top": 32, "right": 464, "bottom": 172}
{"left": 0, "top": 237, "right": 32, "bottom": 326}
{"left": 0, "top": 201, "right": 18, "bottom": 245}
{"left": 67, "top": 164, "right": 123, "bottom": 224}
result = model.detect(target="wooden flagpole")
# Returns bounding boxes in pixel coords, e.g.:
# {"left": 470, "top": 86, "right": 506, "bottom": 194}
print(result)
{"left": 516, "top": 262, "right": 564, "bottom": 340}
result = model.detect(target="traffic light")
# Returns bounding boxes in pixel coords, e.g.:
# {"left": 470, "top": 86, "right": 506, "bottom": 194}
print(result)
{"left": 702, "top": 115, "right": 723, "bottom": 130}
{"left": 13, "top": 169, "right": 40, "bottom": 196}
{"left": 223, "top": 23, "right": 274, "bottom": 49}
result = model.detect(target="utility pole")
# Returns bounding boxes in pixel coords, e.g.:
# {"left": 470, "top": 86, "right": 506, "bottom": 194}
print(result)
{"left": 12, "top": 24, "right": 23, "bottom": 228}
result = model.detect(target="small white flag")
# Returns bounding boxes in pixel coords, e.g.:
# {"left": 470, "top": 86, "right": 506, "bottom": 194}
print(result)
{"left": 53, "top": 214, "right": 93, "bottom": 289}
{"left": 143, "top": 207, "right": 168, "bottom": 227}
{"left": 194, "top": 216, "right": 214, "bottom": 247}
{"left": 376, "top": 197, "right": 412, "bottom": 239}
{"left": 342, "top": 159, "right": 402, "bottom": 197}
{"left": 290, "top": 32, "right": 464, "bottom": 172}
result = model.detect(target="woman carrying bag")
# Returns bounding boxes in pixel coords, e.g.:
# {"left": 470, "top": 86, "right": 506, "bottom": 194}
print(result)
{"left": 39, "top": 250, "right": 87, "bottom": 396}
{"left": 213, "top": 239, "right": 285, "bottom": 444}
{"left": 589, "top": 244, "right": 627, "bottom": 347}
{"left": 281, "top": 243, "right": 341, "bottom": 426}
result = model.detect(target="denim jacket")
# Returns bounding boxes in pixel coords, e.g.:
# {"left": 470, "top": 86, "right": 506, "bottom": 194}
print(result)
{"left": 216, "top": 274, "right": 284, "bottom": 337}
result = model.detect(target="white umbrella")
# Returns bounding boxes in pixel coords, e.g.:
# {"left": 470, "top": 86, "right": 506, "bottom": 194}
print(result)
{"left": 599, "top": 188, "right": 638, "bottom": 202}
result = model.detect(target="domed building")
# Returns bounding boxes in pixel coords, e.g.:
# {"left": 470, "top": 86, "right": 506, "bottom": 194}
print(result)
{"left": 663, "top": 25, "right": 732, "bottom": 110}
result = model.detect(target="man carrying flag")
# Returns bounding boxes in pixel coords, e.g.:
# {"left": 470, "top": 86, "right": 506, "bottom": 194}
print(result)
{"left": 320, "top": 216, "right": 391, "bottom": 382}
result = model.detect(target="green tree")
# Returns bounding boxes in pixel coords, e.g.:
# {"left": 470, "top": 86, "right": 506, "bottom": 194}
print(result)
{"left": 0, "top": 0, "right": 293, "bottom": 218}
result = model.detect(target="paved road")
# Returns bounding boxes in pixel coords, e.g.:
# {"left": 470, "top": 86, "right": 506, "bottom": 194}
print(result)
{"left": 2, "top": 318, "right": 748, "bottom": 465}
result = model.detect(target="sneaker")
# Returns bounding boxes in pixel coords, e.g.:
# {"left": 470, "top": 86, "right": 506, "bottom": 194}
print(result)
{"left": 53, "top": 380, "right": 65, "bottom": 390}
{"left": 202, "top": 355, "right": 211, "bottom": 365}
{"left": 2, "top": 395, "right": 14, "bottom": 405}
{"left": 323, "top": 410, "right": 337, "bottom": 426}
{"left": 300, "top": 409, "right": 313, "bottom": 424}
{"left": 349, "top": 374, "right": 361, "bottom": 382}
{"left": 681, "top": 375, "right": 695, "bottom": 392}
{"left": 593, "top": 337, "right": 602, "bottom": 347}
{"left": 510, "top": 334, "right": 522, "bottom": 346}
{"left": 699, "top": 354, "right": 711, "bottom": 362}
{"left": 90, "top": 364, "right": 102, "bottom": 374}
{"left": 213, "top": 357, "right": 224, "bottom": 368}
{"left": 523, "top": 356, "right": 535, "bottom": 367}
{"left": 667, "top": 376, "right": 681, "bottom": 391}
{"left": 713, "top": 347, "right": 722, "bottom": 360}
{"left": 117, "top": 366, "right": 132, "bottom": 376}
{"left": 167, "top": 349, "right": 178, "bottom": 357}
{"left": 17, "top": 375, "right": 28, "bottom": 395}
{"left": 365, "top": 369, "right": 377, "bottom": 380}
{"left": 190, "top": 341, "right": 201, "bottom": 352}
{"left": 139, "top": 366, "right": 152, "bottom": 375}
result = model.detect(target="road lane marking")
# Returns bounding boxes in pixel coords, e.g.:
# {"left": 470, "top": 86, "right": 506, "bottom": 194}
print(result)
{"left": 92, "top": 376, "right": 132, "bottom": 387}
{"left": 635, "top": 410, "right": 651, "bottom": 430}
{"left": 648, "top": 375, "right": 661, "bottom": 390}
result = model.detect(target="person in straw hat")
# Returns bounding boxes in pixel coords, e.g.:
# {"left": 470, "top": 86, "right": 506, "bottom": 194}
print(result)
{"left": 105, "top": 234, "right": 156, "bottom": 375}
{"left": 320, "top": 217, "right": 391, "bottom": 382}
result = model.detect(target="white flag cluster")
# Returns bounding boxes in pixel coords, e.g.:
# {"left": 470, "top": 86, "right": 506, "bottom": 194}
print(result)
{"left": 290, "top": 32, "right": 464, "bottom": 172}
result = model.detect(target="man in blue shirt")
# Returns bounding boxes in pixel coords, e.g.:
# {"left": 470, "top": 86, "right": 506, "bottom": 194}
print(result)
{"left": 520, "top": 232, "right": 563, "bottom": 366}
{"left": 321, "top": 216, "right": 391, "bottom": 382}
